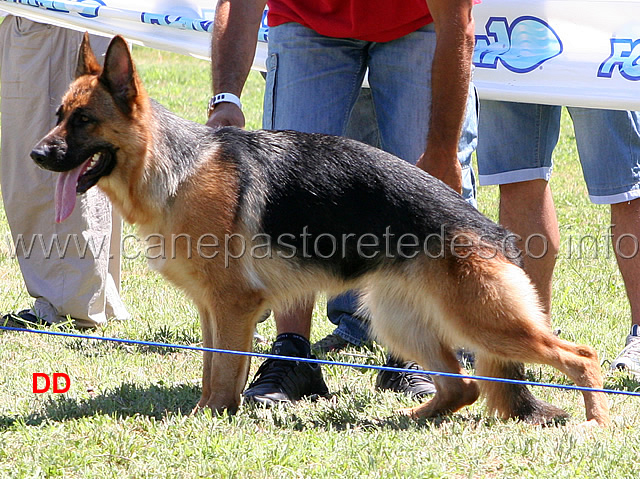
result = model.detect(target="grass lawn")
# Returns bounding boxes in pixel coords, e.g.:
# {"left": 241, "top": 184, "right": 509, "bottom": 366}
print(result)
{"left": 1, "top": 44, "right": 639, "bottom": 478}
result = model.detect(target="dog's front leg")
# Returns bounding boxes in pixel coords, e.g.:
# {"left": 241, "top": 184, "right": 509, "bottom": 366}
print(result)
{"left": 196, "top": 305, "right": 216, "bottom": 411}
{"left": 195, "top": 301, "right": 258, "bottom": 414}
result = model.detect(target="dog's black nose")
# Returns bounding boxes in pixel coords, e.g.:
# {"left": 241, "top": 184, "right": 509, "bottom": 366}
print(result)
{"left": 30, "top": 146, "right": 50, "bottom": 166}
{"left": 31, "top": 137, "right": 67, "bottom": 169}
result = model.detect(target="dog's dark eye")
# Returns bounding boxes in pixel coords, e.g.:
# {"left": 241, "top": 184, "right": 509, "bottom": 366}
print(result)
{"left": 72, "top": 111, "right": 96, "bottom": 127}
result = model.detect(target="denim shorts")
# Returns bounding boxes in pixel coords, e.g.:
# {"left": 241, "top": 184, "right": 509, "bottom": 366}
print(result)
{"left": 477, "top": 101, "right": 640, "bottom": 205}
{"left": 263, "top": 21, "right": 478, "bottom": 205}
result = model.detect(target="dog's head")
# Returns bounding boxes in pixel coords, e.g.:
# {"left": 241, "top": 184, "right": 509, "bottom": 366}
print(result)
{"left": 31, "top": 33, "right": 147, "bottom": 222}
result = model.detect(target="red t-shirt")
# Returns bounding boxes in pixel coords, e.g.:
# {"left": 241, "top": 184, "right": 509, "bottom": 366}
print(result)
{"left": 267, "top": 0, "right": 433, "bottom": 43}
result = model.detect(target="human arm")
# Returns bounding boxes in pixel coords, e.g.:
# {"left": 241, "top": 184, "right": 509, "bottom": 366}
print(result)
{"left": 207, "top": 0, "right": 267, "bottom": 128}
{"left": 416, "top": 0, "right": 476, "bottom": 194}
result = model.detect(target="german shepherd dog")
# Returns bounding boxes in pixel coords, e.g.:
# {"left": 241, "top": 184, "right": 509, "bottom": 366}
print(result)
{"left": 31, "top": 35, "right": 609, "bottom": 426}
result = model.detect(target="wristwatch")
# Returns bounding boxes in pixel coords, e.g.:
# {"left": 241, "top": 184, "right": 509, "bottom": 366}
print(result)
{"left": 207, "top": 93, "right": 242, "bottom": 117}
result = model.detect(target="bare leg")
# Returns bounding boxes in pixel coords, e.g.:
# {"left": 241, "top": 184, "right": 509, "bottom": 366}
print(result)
{"left": 499, "top": 179, "right": 559, "bottom": 319}
{"left": 610, "top": 199, "right": 640, "bottom": 329}
{"left": 274, "top": 295, "right": 315, "bottom": 337}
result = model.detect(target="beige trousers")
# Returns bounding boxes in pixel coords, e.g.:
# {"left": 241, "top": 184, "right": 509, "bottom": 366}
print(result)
{"left": 0, "top": 17, "right": 129, "bottom": 327}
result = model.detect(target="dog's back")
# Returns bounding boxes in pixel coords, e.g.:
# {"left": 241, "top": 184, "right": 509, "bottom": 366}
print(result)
{"left": 212, "top": 127, "right": 520, "bottom": 276}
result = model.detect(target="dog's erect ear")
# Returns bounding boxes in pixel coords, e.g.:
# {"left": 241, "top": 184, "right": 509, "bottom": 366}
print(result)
{"left": 100, "top": 35, "right": 139, "bottom": 116}
{"left": 76, "top": 32, "right": 102, "bottom": 78}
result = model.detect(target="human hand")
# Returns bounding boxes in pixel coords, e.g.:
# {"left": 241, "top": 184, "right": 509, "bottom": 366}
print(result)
{"left": 206, "top": 102, "right": 246, "bottom": 128}
{"left": 416, "top": 152, "right": 463, "bottom": 195}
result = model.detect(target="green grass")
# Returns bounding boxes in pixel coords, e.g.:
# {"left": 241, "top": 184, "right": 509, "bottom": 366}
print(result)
{"left": 1, "top": 45, "right": 640, "bottom": 478}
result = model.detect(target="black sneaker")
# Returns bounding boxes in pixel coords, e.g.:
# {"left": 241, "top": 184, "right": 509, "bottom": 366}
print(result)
{"left": 375, "top": 356, "right": 436, "bottom": 399}
{"left": 1, "top": 309, "right": 93, "bottom": 330}
{"left": 243, "top": 334, "right": 330, "bottom": 406}
{"left": 1, "top": 310, "right": 55, "bottom": 329}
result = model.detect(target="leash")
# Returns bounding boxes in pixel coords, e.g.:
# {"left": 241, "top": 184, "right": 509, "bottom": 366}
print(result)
{"left": 2, "top": 325, "right": 639, "bottom": 397}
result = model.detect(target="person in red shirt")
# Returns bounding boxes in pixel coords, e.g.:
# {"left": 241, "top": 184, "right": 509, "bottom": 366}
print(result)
{"left": 207, "top": 0, "right": 478, "bottom": 405}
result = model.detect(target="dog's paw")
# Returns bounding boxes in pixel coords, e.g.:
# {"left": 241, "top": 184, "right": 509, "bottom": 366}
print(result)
{"left": 396, "top": 399, "right": 442, "bottom": 420}
{"left": 577, "top": 416, "right": 610, "bottom": 429}
{"left": 192, "top": 396, "right": 240, "bottom": 416}
{"left": 397, "top": 406, "right": 420, "bottom": 419}
{"left": 516, "top": 398, "right": 570, "bottom": 426}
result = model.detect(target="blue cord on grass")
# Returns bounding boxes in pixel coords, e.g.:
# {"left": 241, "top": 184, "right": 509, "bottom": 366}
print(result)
{"left": 1, "top": 324, "right": 639, "bottom": 397}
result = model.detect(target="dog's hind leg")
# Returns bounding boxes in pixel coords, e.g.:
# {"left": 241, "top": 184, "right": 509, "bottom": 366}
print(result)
{"left": 363, "top": 284, "right": 479, "bottom": 419}
{"left": 473, "top": 338, "right": 609, "bottom": 427}
{"left": 401, "top": 339, "right": 480, "bottom": 420}
{"left": 474, "top": 355, "right": 568, "bottom": 425}
{"left": 449, "top": 258, "right": 610, "bottom": 426}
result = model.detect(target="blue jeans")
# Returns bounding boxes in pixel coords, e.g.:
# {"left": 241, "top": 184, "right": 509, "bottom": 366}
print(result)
{"left": 263, "top": 22, "right": 478, "bottom": 345}
{"left": 477, "top": 101, "right": 640, "bottom": 205}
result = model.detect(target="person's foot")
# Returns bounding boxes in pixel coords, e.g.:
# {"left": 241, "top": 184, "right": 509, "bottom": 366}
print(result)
{"left": 243, "top": 333, "right": 330, "bottom": 406}
{"left": 1, "top": 309, "right": 56, "bottom": 329}
{"left": 1, "top": 309, "right": 95, "bottom": 330}
{"left": 312, "top": 333, "right": 352, "bottom": 354}
{"left": 375, "top": 356, "right": 436, "bottom": 399}
{"left": 610, "top": 325, "right": 640, "bottom": 379}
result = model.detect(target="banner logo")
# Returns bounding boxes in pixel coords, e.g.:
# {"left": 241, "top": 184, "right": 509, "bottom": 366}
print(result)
{"left": 598, "top": 38, "right": 640, "bottom": 81}
{"left": 474, "top": 16, "right": 563, "bottom": 73}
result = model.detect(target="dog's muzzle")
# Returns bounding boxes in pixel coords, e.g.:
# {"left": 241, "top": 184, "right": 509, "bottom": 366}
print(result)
{"left": 31, "top": 139, "right": 68, "bottom": 172}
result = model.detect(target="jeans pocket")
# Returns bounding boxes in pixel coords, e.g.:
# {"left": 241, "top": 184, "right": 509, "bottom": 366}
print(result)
{"left": 262, "top": 53, "right": 278, "bottom": 130}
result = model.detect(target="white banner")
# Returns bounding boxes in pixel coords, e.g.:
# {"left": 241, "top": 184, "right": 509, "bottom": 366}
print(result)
{"left": 473, "top": 0, "right": 640, "bottom": 110}
{"left": 1, "top": 0, "right": 639, "bottom": 110}
{"left": 0, "top": 0, "right": 269, "bottom": 70}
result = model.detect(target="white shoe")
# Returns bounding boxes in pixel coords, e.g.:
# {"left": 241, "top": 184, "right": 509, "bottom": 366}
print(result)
{"left": 611, "top": 324, "right": 640, "bottom": 378}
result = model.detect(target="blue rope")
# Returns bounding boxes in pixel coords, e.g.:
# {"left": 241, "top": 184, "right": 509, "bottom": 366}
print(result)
{"left": 2, "top": 325, "right": 639, "bottom": 397}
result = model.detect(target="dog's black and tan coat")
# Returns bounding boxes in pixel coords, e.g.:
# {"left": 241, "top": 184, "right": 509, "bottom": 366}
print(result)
{"left": 31, "top": 35, "right": 609, "bottom": 426}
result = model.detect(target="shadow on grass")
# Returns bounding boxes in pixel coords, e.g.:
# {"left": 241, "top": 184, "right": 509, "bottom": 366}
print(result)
{"left": 605, "top": 373, "right": 640, "bottom": 393}
{"left": 3, "top": 373, "right": 631, "bottom": 432}
{"left": 0, "top": 381, "right": 201, "bottom": 429}
{"left": 0, "top": 381, "right": 484, "bottom": 433}
{"left": 63, "top": 324, "right": 203, "bottom": 357}
{"left": 239, "top": 384, "right": 495, "bottom": 433}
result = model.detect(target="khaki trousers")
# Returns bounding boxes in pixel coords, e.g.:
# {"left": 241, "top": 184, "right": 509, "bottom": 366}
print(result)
{"left": 0, "top": 17, "right": 129, "bottom": 327}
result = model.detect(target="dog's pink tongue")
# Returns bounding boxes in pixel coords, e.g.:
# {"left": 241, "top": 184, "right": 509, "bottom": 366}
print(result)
{"left": 55, "top": 164, "right": 85, "bottom": 223}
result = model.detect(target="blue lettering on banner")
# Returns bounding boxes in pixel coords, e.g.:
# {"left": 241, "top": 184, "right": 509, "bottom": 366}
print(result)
{"left": 258, "top": 9, "right": 269, "bottom": 42}
{"left": 7, "top": 0, "right": 34, "bottom": 6}
{"left": 140, "top": 12, "right": 213, "bottom": 32}
{"left": 23, "top": 0, "right": 69, "bottom": 13}
{"left": 474, "top": 16, "right": 563, "bottom": 73}
{"left": 76, "top": 0, "right": 104, "bottom": 19}
{"left": 8, "top": 0, "right": 46, "bottom": 8}
{"left": 4, "top": 0, "right": 110, "bottom": 15}
{"left": 598, "top": 39, "right": 640, "bottom": 81}
{"left": 8, "top": 0, "right": 95, "bottom": 15}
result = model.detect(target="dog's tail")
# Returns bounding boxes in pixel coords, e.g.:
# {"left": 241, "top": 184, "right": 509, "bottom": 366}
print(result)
{"left": 475, "top": 356, "right": 569, "bottom": 425}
